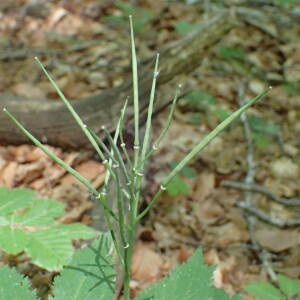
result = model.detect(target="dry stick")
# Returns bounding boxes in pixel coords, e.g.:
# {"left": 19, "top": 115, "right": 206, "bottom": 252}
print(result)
{"left": 236, "top": 202, "right": 300, "bottom": 228}
{"left": 236, "top": 81, "right": 277, "bottom": 282}
{"left": 221, "top": 181, "right": 300, "bottom": 206}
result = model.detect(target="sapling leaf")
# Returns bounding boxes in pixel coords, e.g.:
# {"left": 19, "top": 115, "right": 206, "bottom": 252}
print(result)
{"left": 14, "top": 198, "right": 65, "bottom": 226}
{"left": 0, "top": 266, "right": 38, "bottom": 300}
{"left": 135, "top": 248, "right": 242, "bottom": 300}
{"left": 0, "top": 186, "right": 101, "bottom": 271}
{"left": 26, "top": 228, "right": 73, "bottom": 271}
{"left": 51, "top": 233, "right": 115, "bottom": 300}
{"left": 0, "top": 226, "right": 29, "bottom": 255}
{"left": 54, "top": 223, "right": 101, "bottom": 240}
{"left": 0, "top": 187, "right": 34, "bottom": 215}
{"left": 244, "top": 281, "right": 284, "bottom": 300}
{"left": 277, "top": 274, "right": 300, "bottom": 298}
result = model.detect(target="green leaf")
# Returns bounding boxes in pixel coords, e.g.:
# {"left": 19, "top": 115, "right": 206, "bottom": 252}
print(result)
{"left": 0, "top": 266, "right": 37, "bottom": 300}
{"left": 185, "top": 90, "right": 217, "bottom": 105}
{"left": 166, "top": 175, "right": 189, "bottom": 196}
{"left": 26, "top": 228, "right": 73, "bottom": 271}
{"left": 169, "top": 162, "right": 197, "bottom": 179}
{"left": 277, "top": 274, "right": 300, "bottom": 298}
{"left": 244, "top": 281, "right": 284, "bottom": 300}
{"left": 282, "top": 82, "right": 300, "bottom": 95}
{"left": 218, "top": 46, "right": 247, "bottom": 60}
{"left": 188, "top": 113, "right": 202, "bottom": 125}
{"left": 0, "top": 226, "right": 29, "bottom": 255}
{"left": 251, "top": 132, "right": 272, "bottom": 147}
{"left": 174, "top": 21, "right": 201, "bottom": 35}
{"left": 135, "top": 248, "right": 242, "bottom": 300}
{"left": 213, "top": 108, "right": 231, "bottom": 121}
{"left": 14, "top": 198, "right": 65, "bottom": 226}
{"left": 248, "top": 115, "right": 280, "bottom": 135}
{"left": 55, "top": 223, "right": 101, "bottom": 240}
{"left": 115, "top": 0, "right": 135, "bottom": 14}
{"left": 0, "top": 187, "right": 33, "bottom": 215}
{"left": 51, "top": 233, "right": 115, "bottom": 300}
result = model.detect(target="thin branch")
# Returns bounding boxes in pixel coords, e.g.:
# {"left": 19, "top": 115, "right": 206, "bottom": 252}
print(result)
{"left": 221, "top": 181, "right": 300, "bottom": 206}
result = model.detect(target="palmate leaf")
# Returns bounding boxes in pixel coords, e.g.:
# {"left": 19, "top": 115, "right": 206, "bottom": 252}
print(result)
{"left": 0, "top": 186, "right": 101, "bottom": 271}
{"left": 244, "top": 281, "right": 284, "bottom": 300}
{"left": 0, "top": 226, "right": 29, "bottom": 255}
{"left": 25, "top": 228, "right": 73, "bottom": 271}
{"left": 50, "top": 233, "right": 115, "bottom": 300}
{"left": 55, "top": 223, "right": 101, "bottom": 240}
{"left": 0, "top": 266, "right": 37, "bottom": 300}
{"left": 0, "top": 187, "right": 33, "bottom": 215}
{"left": 277, "top": 274, "right": 300, "bottom": 298}
{"left": 135, "top": 248, "right": 242, "bottom": 300}
{"left": 14, "top": 198, "right": 65, "bottom": 226}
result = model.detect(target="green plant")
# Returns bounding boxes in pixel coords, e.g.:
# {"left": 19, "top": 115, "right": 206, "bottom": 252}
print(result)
{"left": 103, "top": 0, "right": 155, "bottom": 33}
{"left": 244, "top": 273, "right": 300, "bottom": 300}
{"left": 174, "top": 20, "right": 202, "bottom": 35}
{"left": 0, "top": 186, "right": 100, "bottom": 271}
{"left": 2, "top": 17, "right": 270, "bottom": 299}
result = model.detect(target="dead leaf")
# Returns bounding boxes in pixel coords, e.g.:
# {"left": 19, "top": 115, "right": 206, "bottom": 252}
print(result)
{"left": 131, "top": 242, "right": 164, "bottom": 283}
{"left": 1, "top": 161, "right": 18, "bottom": 187}
{"left": 255, "top": 228, "right": 300, "bottom": 252}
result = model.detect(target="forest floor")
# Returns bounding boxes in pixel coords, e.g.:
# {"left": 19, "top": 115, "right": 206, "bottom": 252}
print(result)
{"left": 1, "top": 0, "right": 300, "bottom": 299}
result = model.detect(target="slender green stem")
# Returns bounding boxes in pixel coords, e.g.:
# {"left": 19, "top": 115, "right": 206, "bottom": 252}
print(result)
{"left": 102, "top": 127, "right": 131, "bottom": 185}
{"left": 129, "top": 16, "right": 140, "bottom": 169}
{"left": 3, "top": 108, "right": 98, "bottom": 196}
{"left": 86, "top": 127, "right": 119, "bottom": 166}
{"left": 137, "top": 87, "right": 179, "bottom": 169}
{"left": 137, "top": 87, "right": 271, "bottom": 221}
{"left": 140, "top": 53, "right": 160, "bottom": 168}
{"left": 35, "top": 57, "right": 107, "bottom": 163}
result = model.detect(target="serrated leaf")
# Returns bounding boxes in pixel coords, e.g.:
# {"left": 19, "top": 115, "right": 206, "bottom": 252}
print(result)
{"left": 277, "top": 274, "right": 300, "bottom": 297}
{"left": 244, "top": 281, "right": 284, "bottom": 300}
{"left": 0, "top": 266, "right": 37, "bottom": 300}
{"left": 55, "top": 223, "right": 101, "bottom": 240}
{"left": 135, "top": 248, "right": 242, "bottom": 300}
{"left": 26, "top": 228, "right": 73, "bottom": 271}
{"left": 51, "top": 233, "right": 115, "bottom": 300}
{"left": 0, "top": 187, "right": 33, "bottom": 215}
{"left": 15, "top": 198, "right": 65, "bottom": 226}
{"left": 0, "top": 226, "right": 29, "bottom": 255}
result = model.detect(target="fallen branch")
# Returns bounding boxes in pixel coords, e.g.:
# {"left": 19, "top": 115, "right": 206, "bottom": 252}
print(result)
{"left": 0, "top": 12, "right": 238, "bottom": 149}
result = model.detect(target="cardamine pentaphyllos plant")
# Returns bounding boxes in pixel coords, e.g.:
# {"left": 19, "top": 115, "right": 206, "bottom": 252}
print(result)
{"left": 3, "top": 16, "right": 270, "bottom": 300}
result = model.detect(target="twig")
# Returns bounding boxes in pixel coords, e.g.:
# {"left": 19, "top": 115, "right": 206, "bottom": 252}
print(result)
{"left": 236, "top": 81, "right": 277, "bottom": 281}
{"left": 236, "top": 201, "right": 300, "bottom": 228}
{"left": 221, "top": 181, "right": 300, "bottom": 206}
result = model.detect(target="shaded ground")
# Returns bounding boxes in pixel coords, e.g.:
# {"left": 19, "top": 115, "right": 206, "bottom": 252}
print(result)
{"left": 0, "top": 0, "right": 300, "bottom": 299}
